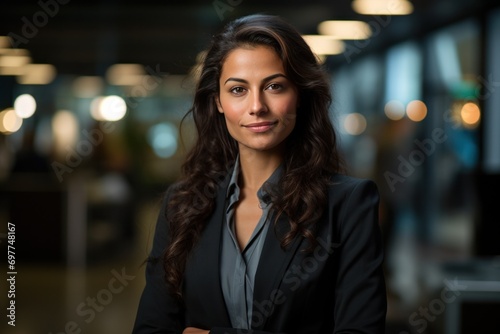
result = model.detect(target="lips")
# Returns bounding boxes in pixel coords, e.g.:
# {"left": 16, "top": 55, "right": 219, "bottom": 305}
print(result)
{"left": 243, "top": 121, "right": 278, "bottom": 133}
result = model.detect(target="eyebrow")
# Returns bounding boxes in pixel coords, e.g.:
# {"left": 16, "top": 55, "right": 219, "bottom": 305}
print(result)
{"left": 224, "top": 73, "right": 287, "bottom": 85}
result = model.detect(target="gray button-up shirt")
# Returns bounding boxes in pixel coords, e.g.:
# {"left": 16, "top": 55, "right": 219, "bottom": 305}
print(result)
{"left": 220, "top": 158, "right": 282, "bottom": 329}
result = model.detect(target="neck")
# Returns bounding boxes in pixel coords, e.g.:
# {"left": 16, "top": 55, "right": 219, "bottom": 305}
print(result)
{"left": 238, "top": 146, "right": 283, "bottom": 192}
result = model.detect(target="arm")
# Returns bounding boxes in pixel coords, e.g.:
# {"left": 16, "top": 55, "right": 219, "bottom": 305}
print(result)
{"left": 333, "top": 179, "right": 387, "bottom": 334}
{"left": 132, "top": 187, "right": 185, "bottom": 334}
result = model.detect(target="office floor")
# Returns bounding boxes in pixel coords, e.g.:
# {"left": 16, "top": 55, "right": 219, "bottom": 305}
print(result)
{"left": 1, "top": 262, "right": 146, "bottom": 334}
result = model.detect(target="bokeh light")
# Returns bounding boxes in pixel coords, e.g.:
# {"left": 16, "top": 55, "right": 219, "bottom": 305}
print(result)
{"left": 343, "top": 113, "right": 367, "bottom": 135}
{"left": 384, "top": 100, "right": 406, "bottom": 120}
{"left": 0, "top": 108, "right": 23, "bottom": 134}
{"left": 406, "top": 100, "right": 427, "bottom": 122}
{"left": 147, "top": 122, "right": 178, "bottom": 158}
{"left": 461, "top": 102, "right": 481, "bottom": 128}
{"left": 14, "top": 94, "right": 37, "bottom": 118}
{"left": 90, "top": 95, "right": 127, "bottom": 121}
{"left": 52, "top": 110, "right": 79, "bottom": 155}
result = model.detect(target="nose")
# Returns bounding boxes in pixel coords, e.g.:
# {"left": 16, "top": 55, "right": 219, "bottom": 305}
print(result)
{"left": 249, "top": 90, "right": 267, "bottom": 116}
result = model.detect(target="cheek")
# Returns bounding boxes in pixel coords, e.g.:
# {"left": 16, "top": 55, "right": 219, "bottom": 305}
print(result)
{"left": 273, "top": 92, "right": 298, "bottom": 112}
{"left": 220, "top": 97, "right": 244, "bottom": 119}
{"left": 222, "top": 108, "right": 241, "bottom": 127}
{"left": 220, "top": 106, "right": 242, "bottom": 137}
{"left": 275, "top": 101, "right": 298, "bottom": 127}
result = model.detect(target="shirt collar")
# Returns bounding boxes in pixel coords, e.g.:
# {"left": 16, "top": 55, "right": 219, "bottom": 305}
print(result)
{"left": 226, "top": 157, "right": 241, "bottom": 198}
{"left": 226, "top": 155, "right": 283, "bottom": 206}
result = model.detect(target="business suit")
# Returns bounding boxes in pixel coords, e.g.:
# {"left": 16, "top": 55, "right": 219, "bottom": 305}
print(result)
{"left": 133, "top": 171, "right": 387, "bottom": 334}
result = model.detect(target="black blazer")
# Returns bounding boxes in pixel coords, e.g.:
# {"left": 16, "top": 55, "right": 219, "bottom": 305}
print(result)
{"left": 133, "top": 172, "right": 387, "bottom": 334}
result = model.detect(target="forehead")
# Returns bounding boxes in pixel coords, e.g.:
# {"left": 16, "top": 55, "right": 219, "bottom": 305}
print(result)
{"left": 220, "top": 45, "right": 285, "bottom": 79}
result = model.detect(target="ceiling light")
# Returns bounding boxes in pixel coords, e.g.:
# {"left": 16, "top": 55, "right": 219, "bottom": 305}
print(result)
{"left": 106, "top": 63, "right": 145, "bottom": 86}
{"left": 302, "top": 35, "right": 345, "bottom": 55}
{"left": 0, "top": 55, "right": 31, "bottom": 67}
{"left": 0, "top": 48, "right": 30, "bottom": 56}
{"left": 318, "top": 20, "right": 372, "bottom": 40}
{"left": 0, "top": 66, "right": 25, "bottom": 76}
{"left": 352, "top": 0, "right": 414, "bottom": 15}
{"left": 0, "top": 36, "right": 11, "bottom": 48}
{"left": 16, "top": 64, "right": 56, "bottom": 85}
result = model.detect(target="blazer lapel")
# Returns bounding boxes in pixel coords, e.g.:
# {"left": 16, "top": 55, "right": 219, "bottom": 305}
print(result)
{"left": 252, "top": 212, "right": 304, "bottom": 330}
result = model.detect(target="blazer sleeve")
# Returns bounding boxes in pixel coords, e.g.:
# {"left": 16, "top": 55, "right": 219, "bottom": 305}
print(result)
{"left": 132, "top": 186, "right": 185, "bottom": 334}
{"left": 333, "top": 179, "right": 387, "bottom": 334}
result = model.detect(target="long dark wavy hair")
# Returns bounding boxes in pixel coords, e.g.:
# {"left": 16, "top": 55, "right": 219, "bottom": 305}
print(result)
{"left": 163, "top": 14, "right": 345, "bottom": 299}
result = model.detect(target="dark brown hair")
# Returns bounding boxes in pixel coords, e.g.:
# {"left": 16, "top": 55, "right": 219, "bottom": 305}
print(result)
{"left": 163, "top": 14, "right": 345, "bottom": 299}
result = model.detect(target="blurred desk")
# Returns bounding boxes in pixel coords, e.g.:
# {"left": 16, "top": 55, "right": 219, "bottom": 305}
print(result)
{"left": 441, "top": 258, "right": 500, "bottom": 334}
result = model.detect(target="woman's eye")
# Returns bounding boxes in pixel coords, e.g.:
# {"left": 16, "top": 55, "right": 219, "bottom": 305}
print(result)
{"left": 230, "top": 87, "right": 245, "bottom": 94}
{"left": 267, "top": 83, "right": 283, "bottom": 91}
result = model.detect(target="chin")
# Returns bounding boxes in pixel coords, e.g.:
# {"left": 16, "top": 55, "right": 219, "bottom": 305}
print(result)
{"left": 243, "top": 142, "right": 284, "bottom": 153}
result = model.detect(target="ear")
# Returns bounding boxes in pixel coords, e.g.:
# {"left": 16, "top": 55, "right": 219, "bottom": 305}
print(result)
{"left": 215, "top": 96, "right": 224, "bottom": 114}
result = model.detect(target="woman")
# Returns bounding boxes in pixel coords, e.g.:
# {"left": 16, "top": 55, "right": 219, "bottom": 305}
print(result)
{"left": 133, "top": 13, "right": 386, "bottom": 334}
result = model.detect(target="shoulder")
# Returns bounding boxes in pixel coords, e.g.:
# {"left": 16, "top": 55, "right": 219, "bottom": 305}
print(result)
{"left": 323, "top": 173, "right": 380, "bottom": 220}
{"left": 322, "top": 174, "right": 381, "bottom": 243}
{"left": 327, "top": 173, "right": 380, "bottom": 200}
{"left": 160, "top": 181, "right": 181, "bottom": 206}
{"left": 157, "top": 181, "right": 184, "bottom": 220}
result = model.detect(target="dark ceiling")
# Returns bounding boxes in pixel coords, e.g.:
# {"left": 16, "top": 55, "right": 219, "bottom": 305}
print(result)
{"left": 0, "top": 0, "right": 498, "bottom": 77}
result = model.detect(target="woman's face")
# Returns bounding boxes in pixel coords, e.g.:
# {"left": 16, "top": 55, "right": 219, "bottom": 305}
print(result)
{"left": 216, "top": 45, "right": 298, "bottom": 155}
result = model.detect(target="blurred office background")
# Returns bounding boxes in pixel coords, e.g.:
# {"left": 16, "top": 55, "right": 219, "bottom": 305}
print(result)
{"left": 1, "top": 0, "right": 500, "bottom": 333}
